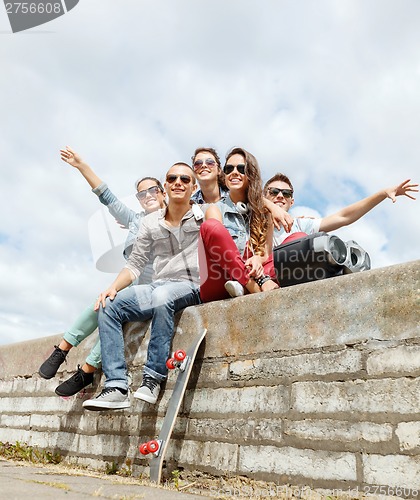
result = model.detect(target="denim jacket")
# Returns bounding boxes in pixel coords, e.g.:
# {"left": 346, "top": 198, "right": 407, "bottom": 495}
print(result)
{"left": 216, "top": 195, "right": 249, "bottom": 256}
{"left": 125, "top": 206, "right": 202, "bottom": 285}
{"left": 191, "top": 186, "right": 228, "bottom": 205}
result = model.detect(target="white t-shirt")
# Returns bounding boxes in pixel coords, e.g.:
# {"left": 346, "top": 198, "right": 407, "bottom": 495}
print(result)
{"left": 273, "top": 217, "right": 322, "bottom": 247}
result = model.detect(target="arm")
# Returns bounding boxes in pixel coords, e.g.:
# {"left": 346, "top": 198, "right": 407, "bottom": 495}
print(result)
{"left": 319, "top": 179, "right": 418, "bottom": 232}
{"left": 205, "top": 204, "right": 223, "bottom": 222}
{"left": 60, "top": 146, "right": 138, "bottom": 228}
{"left": 60, "top": 146, "right": 102, "bottom": 189}
{"left": 94, "top": 268, "right": 134, "bottom": 310}
{"left": 263, "top": 197, "right": 293, "bottom": 232}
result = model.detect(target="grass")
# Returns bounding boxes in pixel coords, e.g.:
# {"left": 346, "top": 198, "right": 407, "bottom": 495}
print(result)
{"left": 0, "top": 441, "right": 62, "bottom": 465}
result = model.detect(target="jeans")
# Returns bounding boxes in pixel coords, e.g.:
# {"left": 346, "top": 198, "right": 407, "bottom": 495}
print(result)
{"left": 199, "top": 219, "right": 276, "bottom": 302}
{"left": 63, "top": 302, "right": 102, "bottom": 368}
{"left": 98, "top": 280, "right": 201, "bottom": 389}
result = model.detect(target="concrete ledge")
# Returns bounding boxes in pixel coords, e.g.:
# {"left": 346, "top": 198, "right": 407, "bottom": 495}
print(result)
{"left": 0, "top": 260, "right": 419, "bottom": 493}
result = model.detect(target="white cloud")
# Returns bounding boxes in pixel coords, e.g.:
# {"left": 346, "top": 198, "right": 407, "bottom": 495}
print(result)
{"left": 0, "top": 0, "right": 419, "bottom": 345}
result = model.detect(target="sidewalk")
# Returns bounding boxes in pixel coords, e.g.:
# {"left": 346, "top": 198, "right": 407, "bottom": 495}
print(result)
{"left": 0, "top": 458, "right": 209, "bottom": 499}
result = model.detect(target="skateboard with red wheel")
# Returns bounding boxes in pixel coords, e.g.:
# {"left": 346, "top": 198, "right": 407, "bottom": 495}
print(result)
{"left": 139, "top": 328, "right": 207, "bottom": 483}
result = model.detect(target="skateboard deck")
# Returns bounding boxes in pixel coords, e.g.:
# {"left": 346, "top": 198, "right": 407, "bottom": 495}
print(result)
{"left": 139, "top": 328, "right": 207, "bottom": 483}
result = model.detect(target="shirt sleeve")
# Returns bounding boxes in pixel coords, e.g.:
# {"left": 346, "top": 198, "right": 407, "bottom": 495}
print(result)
{"left": 124, "top": 219, "right": 152, "bottom": 280}
{"left": 92, "top": 183, "right": 139, "bottom": 228}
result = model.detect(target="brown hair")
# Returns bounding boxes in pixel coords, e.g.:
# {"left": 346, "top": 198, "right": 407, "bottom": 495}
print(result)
{"left": 191, "top": 147, "right": 226, "bottom": 189}
{"left": 263, "top": 173, "right": 294, "bottom": 194}
{"left": 225, "top": 147, "right": 269, "bottom": 256}
{"left": 135, "top": 176, "right": 164, "bottom": 192}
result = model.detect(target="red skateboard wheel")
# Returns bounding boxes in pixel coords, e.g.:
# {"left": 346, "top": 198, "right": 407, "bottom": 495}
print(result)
{"left": 139, "top": 442, "right": 149, "bottom": 455}
{"left": 174, "top": 349, "right": 186, "bottom": 361}
{"left": 166, "top": 358, "right": 176, "bottom": 370}
{"left": 147, "top": 440, "right": 159, "bottom": 453}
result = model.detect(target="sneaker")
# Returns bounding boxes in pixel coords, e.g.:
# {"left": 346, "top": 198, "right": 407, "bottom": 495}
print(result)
{"left": 39, "top": 345, "right": 69, "bottom": 379}
{"left": 133, "top": 375, "right": 161, "bottom": 404}
{"left": 224, "top": 280, "right": 245, "bottom": 298}
{"left": 55, "top": 365, "right": 94, "bottom": 397}
{"left": 82, "top": 387, "right": 130, "bottom": 411}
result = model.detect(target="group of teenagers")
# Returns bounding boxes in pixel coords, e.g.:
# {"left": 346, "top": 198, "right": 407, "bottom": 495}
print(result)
{"left": 38, "top": 145, "right": 418, "bottom": 410}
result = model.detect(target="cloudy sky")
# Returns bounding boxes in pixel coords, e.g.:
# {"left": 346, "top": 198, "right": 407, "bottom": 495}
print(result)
{"left": 1, "top": 0, "right": 419, "bottom": 346}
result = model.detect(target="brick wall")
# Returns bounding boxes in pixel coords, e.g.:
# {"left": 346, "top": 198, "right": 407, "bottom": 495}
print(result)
{"left": 0, "top": 260, "right": 419, "bottom": 495}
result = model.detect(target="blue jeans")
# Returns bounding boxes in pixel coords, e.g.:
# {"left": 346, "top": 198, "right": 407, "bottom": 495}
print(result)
{"left": 98, "top": 280, "right": 201, "bottom": 390}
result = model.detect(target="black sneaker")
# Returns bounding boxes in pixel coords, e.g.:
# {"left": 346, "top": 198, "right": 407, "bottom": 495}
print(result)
{"left": 39, "top": 345, "right": 69, "bottom": 379}
{"left": 55, "top": 365, "right": 94, "bottom": 397}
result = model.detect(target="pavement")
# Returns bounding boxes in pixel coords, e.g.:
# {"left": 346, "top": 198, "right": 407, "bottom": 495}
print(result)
{"left": 0, "top": 458, "right": 210, "bottom": 499}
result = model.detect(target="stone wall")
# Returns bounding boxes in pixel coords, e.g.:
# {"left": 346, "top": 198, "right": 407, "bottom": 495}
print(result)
{"left": 0, "top": 260, "right": 419, "bottom": 496}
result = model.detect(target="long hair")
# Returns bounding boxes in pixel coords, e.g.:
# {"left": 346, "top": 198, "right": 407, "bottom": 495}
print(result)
{"left": 225, "top": 147, "right": 269, "bottom": 256}
{"left": 191, "top": 147, "right": 226, "bottom": 189}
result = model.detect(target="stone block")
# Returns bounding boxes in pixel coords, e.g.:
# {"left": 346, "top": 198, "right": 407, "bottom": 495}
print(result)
{"left": 186, "top": 386, "right": 289, "bottom": 415}
{"left": 239, "top": 445, "right": 357, "bottom": 481}
{"left": 187, "top": 417, "right": 283, "bottom": 443}
{"left": 396, "top": 422, "right": 420, "bottom": 451}
{"left": 292, "top": 378, "right": 420, "bottom": 414}
{"left": 0, "top": 414, "right": 31, "bottom": 429}
{"left": 172, "top": 439, "right": 239, "bottom": 473}
{"left": 363, "top": 454, "right": 420, "bottom": 489}
{"left": 29, "top": 413, "right": 62, "bottom": 431}
{"left": 229, "top": 350, "right": 363, "bottom": 380}
{"left": 284, "top": 419, "right": 393, "bottom": 443}
{"left": 367, "top": 345, "right": 420, "bottom": 376}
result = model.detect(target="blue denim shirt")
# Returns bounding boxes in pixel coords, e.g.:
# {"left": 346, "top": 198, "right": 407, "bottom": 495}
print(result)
{"left": 191, "top": 186, "right": 228, "bottom": 205}
{"left": 92, "top": 182, "right": 153, "bottom": 284}
{"left": 216, "top": 195, "right": 249, "bottom": 256}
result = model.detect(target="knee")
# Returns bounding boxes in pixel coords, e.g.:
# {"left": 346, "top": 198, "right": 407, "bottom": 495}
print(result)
{"left": 281, "top": 232, "right": 308, "bottom": 245}
{"left": 98, "top": 296, "right": 119, "bottom": 320}
{"left": 200, "top": 219, "right": 225, "bottom": 242}
{"left": 151, "top": 287, "right": 174, "bottom": 309}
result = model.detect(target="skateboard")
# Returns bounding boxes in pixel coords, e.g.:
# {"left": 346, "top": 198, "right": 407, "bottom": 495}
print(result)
{"left": 139, "top": 328, "right": 207, "bottom": 483}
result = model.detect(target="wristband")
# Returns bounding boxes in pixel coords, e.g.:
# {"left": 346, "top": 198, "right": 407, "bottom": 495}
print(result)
{"left": 253, "top": 275, "right": 272, "bottom": 287}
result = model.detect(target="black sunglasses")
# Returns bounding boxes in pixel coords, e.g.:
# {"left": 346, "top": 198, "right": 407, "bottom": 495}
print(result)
{"left": 166, "top": 174, "right": 192, "bottom": 185}
{"left": 136, "top": 185, "right": 161, "bottom": 201}
{"left": 193, "top": 158, "right": 216, "bottom": 170}
{"left": 223, "top": 163, "right": 246, "bottom": 175}
{"left": 267, "top": 187, "right": 294, "bottom": 199}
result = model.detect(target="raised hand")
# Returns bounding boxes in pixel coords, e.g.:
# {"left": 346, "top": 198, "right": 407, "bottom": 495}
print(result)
{"left": 385, "top": 179, "right": 418, "bottom": 203}
{"left": 60, "top": 145, "right": 84, "bottom": 169}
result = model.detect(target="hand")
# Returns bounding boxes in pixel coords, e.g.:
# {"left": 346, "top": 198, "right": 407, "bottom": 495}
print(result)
{"left": 261, "top": 279, "right": 279, "bottom": 292}
{"left": 60, "top": 145, "right": 84, "bottom": 169}
{"left": 270, "top": 204, "right": 294, "bottom": 232}
{"left": 94, "top": 287, "right": 118, "bottom": 310}
{"left": 244, "top": 255, "right": 264, "bottom": 278}
{"left": 385, "top": 179, "right": 418, "bottom": 203}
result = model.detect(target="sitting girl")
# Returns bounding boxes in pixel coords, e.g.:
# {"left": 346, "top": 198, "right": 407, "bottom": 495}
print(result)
{"left": 199, "top": 147, "right": 279, "bottom": 302}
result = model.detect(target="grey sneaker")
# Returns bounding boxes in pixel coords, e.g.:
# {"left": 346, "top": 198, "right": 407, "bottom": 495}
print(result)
{"left": 82, "top": 387, "right": 130, "bottom": 411}
{"left": 224, "top": 280, "right": 245, "bottom": 298}
{"left": 133, "top": 375, "right": 161, "bottom": 404}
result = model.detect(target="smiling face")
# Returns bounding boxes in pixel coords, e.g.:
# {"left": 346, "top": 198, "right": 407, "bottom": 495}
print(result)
{"left": 136, "top": 178, "right": 166, "bottom": 213}
{"left": 265, "top": 180, "right": 294, "bottom": 211}
{"left": 193, "top": 151, "right": 220, "bottom": 185}
{"left": 164, "top": 163, "right": 196, "bottom": 203}
{"left": 223, "top": 153, "right": 249, "bottom": 198}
